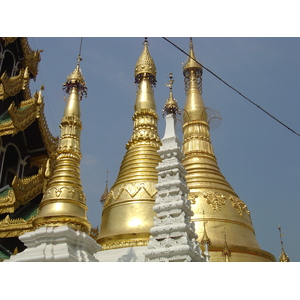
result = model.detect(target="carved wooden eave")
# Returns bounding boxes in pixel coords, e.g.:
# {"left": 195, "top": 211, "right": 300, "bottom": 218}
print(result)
{"left": 0, "top": 214, "right": 35, "bottom": 238}
{"left": 0, "top": 89, "right": 42, "bottom": 136}
{"left": 0, "top": 162, "right": 47, "bottom": 214}
{"left": 0, "top": 89, "right": 58, "bottom": 155}
{"left": 36, "top": 100, "right": 59, "bottom": 156}
{"left": 0, "top": 67, "right": 30, "bottom": 101}
{"left": 19, "top": 38, "right": 42, "bottom": 79}
{"left": 1, "top": 37, "right": 18, "bottom": 47}
{"left": 0, "top": 187, "right": 16, "bottom": 214}
{"left": 12, "top": 163, "right": 47, "bottom": 209}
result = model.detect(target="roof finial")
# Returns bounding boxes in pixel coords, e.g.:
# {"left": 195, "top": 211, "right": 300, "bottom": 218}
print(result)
{"left": 201, "top": 209, "right": 211, "bottom": 246}
{"left": 77, "top": 37, "right": 83, "bottom": 66}
{"left": 222, "top": 228, "right": 231, "bottom": 261}
{"left": 134, "top": 37, "right": 156, "bottom": 84}
{"left": 278, "top": 226, "right": 290, "bottom": 262}
{"left": 63, "top": 40, "right": 87, "bottom": 101}
{"left": 100, "top": 170, "right": 109, "bottom": 204}
{"left": 183, "top": 37, "right": 202, "bottom": 73}
{"left": 163, "top": 73, "right": 180, "bottom": 117}
{"left": 189, "top": 37, "right": 193, "bottom": 49}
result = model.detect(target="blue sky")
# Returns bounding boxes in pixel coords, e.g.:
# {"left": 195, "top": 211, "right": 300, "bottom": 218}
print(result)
{"left": 26, "top": 37, "right": 300, "bottom": 262}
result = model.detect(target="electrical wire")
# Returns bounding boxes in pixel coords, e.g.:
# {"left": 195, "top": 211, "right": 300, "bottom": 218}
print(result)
{"left": 162, "top": 37, "right": 300, "bottom": 138}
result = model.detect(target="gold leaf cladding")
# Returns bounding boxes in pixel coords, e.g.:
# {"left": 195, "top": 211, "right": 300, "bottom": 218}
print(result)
{"left": 103, "top": 190, "right": 113, "bottom": 208}
{"left": 100, "top": 238, "right": 149, "bottom": 250}
{"left": 0, "top": 214, "right": 35, "bottom": 238}
{"left": 113, "top": 182, "right": 157, "bottom": 200}
{"left": 188, "top": 193, "right": 197, "bottom": 204}
{"left": 203, "top": 191, "right": 250, "bottom": 216}
{"left": 126, "top": 108, "right": 161, "bottom": 149}
{"left": 229, "top": 196, "right": 251, "bottom": 217}
{"left": 0, "top": 67, "right": 30, "bottom": 101}
{"left": 203, "top": 191, "right": 226, "bottom": 211}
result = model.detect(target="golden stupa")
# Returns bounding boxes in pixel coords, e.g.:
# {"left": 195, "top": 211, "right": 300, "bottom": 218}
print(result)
{"left": 97, "top": 38, "right": 161, "bottom": 250}
{"left": 33, "top": 58, "right": 91, "bottom": 234}
{"left": 181, "top": 38, "right": 275, "bottom": 262}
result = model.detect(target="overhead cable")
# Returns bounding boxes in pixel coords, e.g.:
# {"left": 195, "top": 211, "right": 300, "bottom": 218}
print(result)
{"left": 162, "top": 37, "right": 300, "bottom": 138}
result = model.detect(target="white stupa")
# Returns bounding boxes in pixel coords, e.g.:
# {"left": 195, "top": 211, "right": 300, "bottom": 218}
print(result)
{"left": 145, "top": 74, "right": 205, "bottom": 262}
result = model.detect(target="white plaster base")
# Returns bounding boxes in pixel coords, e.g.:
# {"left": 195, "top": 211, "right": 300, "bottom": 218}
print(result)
{"left": 5, "top": 226, "right": 101, "bottom": 262}
{"left": 94, "top": 246, "right": 148, "bottom": 262}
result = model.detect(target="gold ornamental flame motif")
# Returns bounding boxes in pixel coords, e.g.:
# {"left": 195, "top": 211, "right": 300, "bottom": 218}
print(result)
{"left": 33, "top": 62, "right": 91, "bottom": 234}
{"left": 182, "top": 38, "right": 275, "bottom": 262}
{"left": 98, "top": 39, "right": 161, "bottom": 250}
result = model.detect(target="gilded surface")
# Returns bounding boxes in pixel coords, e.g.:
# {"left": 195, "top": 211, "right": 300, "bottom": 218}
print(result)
{"left": 0, "top": 214, "right": 36, "bottom": 238}
{"left": 134, "top": 38, "right": 156, "bottom": 78}
{"left": 2, "top": 37, "right": 18, "bottom": 47}
{"left": 100, "top": 238, "right": 149, "bottom": 250}
{"left": 19, "top": 37, "right": 42, "bottom": 79}
{"left": 0, "top": 188, "right": 16, "bottom": 214}
{"left": 33, "top": 64, "right": 91, "bottom": 234}
{"left": 0, "top": 87, "right": 59, "bottom": 156}
{"left": 12, "top": 163, "right": 48, "bottom": 209}
{"left": 182, "top": 39, "right": 275, "bottom": 262}
{"left": 98, "top": 39, "right": 161, "bottom": 247}
{"left": 0, "top": 67, "right": 30, "bottom": 101}
{"left": 0, "top": 162, "right": 47, "bottom": 214}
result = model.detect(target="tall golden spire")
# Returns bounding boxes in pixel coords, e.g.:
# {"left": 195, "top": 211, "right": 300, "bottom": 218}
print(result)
{"left": 278, "top": 226, "right": 290, "bottom": 262}
{"left": 98, "top": 38, "right": 161, "bottom": 250}
{"left": 33, "top": 56, "right": 91, "bottom": 233}
{"left": 181, "top": 38, "right": 275, "bottom": 261}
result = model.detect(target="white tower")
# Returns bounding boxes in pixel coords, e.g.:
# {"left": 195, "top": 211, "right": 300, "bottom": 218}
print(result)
{"left": 145, "top": 74, "right": 204, "bottom": 262}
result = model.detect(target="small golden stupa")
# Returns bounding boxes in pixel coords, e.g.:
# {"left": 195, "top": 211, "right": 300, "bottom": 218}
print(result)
{"left": 33, "top": 57, "right": 91, "bottom": 234}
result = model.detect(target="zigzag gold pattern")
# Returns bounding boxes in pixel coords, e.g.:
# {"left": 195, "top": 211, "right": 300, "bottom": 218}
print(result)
{"left": 104, "top": 182, "right": 157, "bottom": 208}
{"left": 115, "top": 182, "right": 157, "bottom": 199}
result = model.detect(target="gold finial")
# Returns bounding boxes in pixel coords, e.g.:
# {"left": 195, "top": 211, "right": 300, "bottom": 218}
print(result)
{"left": 183, "top": 37, "right": 202, "bottom": 72}
{"left": 222, "top": 229, "right": 231, "bottom": 262}
{"left": 100, "top": 170, "right": 109, "bottom": 204}
{"left": 134, "top": 37, "right": 156, "bottom": 84}
{"left": 163, "top": 73, "right": 180, "bottom": 116}
{"left": 63, "top": 41, "right": 87, "bottom": 100}
{"left": 200, "top": 210, "right": 211, "bottom": 246}
{"left": 278, "top": 226, "right": 290, "bottom": 262}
